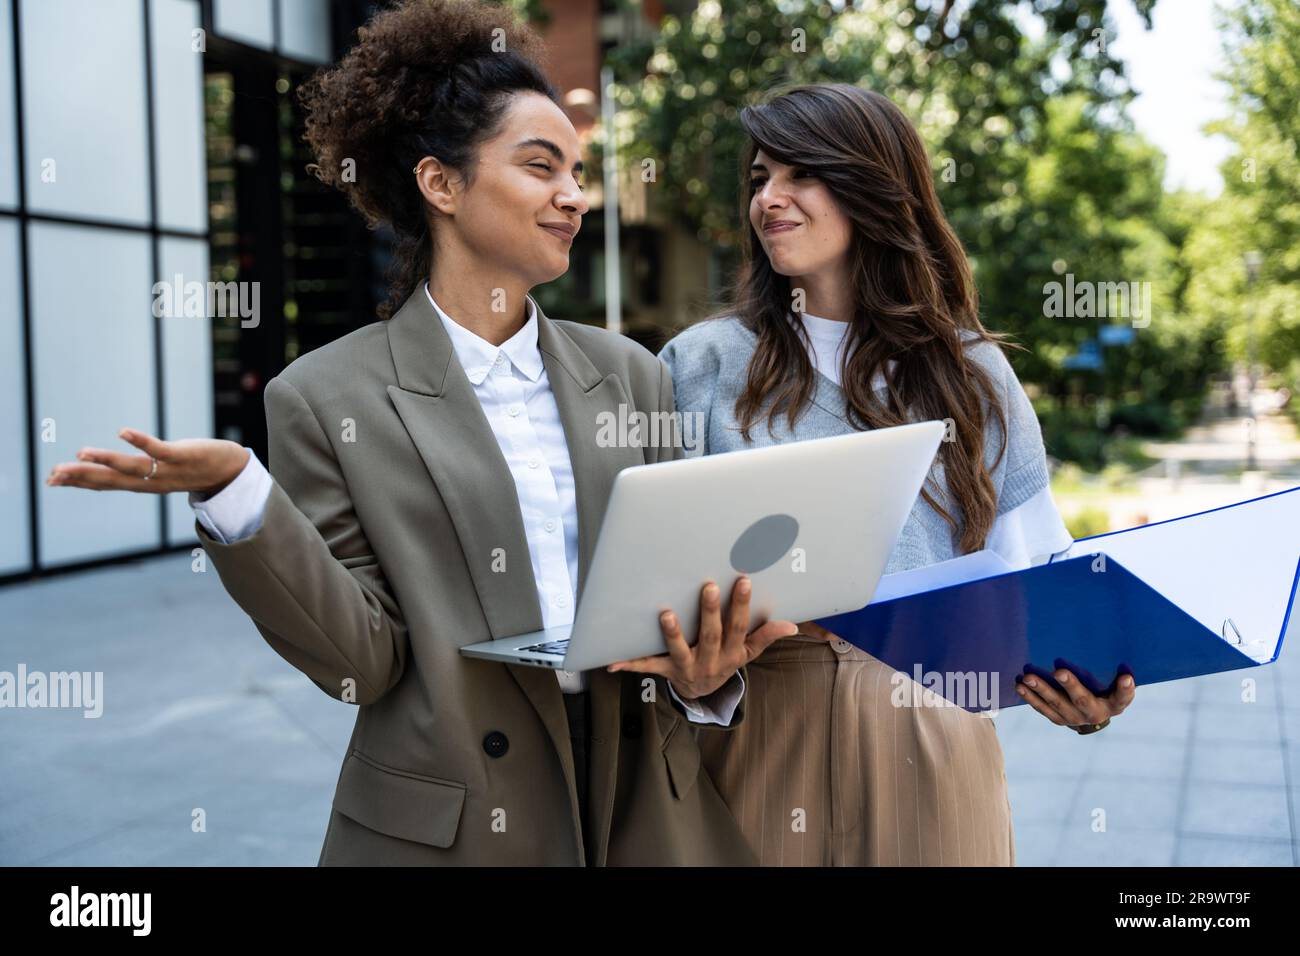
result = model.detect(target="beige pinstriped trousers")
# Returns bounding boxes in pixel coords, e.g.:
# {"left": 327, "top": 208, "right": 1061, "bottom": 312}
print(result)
{"left": 697, "top": 634, "right": 1015, "bottom": 866}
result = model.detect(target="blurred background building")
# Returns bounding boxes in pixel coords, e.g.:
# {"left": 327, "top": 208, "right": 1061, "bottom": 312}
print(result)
{"left": 0, "top": 0, "right": 711, "bottom": 582}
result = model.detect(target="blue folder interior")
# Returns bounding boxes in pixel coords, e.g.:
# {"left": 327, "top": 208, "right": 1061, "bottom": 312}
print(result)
{"left": 815, "top": 524, "right": 1300, "bottom": 714}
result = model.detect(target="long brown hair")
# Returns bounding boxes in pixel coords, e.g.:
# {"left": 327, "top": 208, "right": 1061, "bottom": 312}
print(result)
{"left": 724, "top": 83, "right": 1018, "bottom": 554}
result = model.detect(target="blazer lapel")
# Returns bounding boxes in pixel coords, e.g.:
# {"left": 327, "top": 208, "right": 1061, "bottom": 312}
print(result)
{"left": 384, "top": 287, "right": 543, "bottom": 639}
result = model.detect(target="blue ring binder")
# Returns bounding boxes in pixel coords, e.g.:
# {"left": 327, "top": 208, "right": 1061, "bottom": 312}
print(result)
{"left": 815, "top": 485, "right": 1300, "bottom": 713}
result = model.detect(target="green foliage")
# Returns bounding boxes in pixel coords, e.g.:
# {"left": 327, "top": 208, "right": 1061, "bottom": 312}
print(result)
{"left": 1185, "top": 0, "right": 1300, "bottom": 403}
{"left": 1066, "top": 506, "right": 1112, "bottom": 538}
{"left": 605, "top": 0, "right": 1153, "bottom": 248}
{"left": 491, "top": 0, "right": 551, "bottom": 28}
{"left": 1039, "top": 405, "right": 1110, "bottom": 470}
{"left": 601, "top": 0, "right": 1295, "bottom": 468}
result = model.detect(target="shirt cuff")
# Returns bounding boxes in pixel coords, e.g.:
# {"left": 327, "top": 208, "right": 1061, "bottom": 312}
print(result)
{"left": 668, "top": 670, "right": 746, "bottom": 727}
{"left": 188, "top": 447, "right": 271, "bottom": 544}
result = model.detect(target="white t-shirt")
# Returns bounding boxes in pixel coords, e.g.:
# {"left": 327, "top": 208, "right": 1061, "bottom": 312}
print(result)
{"left": 795, "top": 311, "right": 1073, "bottom": 568}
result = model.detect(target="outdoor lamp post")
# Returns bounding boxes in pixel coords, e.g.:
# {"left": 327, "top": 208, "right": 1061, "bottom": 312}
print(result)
{"left": 1243, "top": 250, "right": 1262, "bottom": 472}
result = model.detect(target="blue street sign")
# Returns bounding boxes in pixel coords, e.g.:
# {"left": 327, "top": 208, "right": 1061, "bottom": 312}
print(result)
{"left": 1099, "top": 325, "right": 1136, "bottom": 346}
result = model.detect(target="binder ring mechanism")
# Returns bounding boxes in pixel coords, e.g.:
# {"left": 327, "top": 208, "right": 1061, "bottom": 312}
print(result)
{"left": 1222, "top": 617, "right": 1270, "bottom": 660}
{"left": 1222, "top": 617, "right": 1245, "bottom": 645}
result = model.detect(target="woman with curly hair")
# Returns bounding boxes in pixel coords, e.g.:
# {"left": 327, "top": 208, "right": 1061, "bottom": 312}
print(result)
{"left": 45, "top": 0, "right": 795, "bottom": 866}
{"left": 660, "top": 83, "right": 1138, "bottom": 866}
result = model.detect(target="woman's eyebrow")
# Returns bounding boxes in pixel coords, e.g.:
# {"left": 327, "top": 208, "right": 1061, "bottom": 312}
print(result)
{"left": 513, "top": 137, "right": 584, "bottom": 175}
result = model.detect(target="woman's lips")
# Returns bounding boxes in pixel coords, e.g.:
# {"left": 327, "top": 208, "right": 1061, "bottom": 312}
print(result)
{"left": 540, "top": 224, "right": 575, "bottom": 243}
{"left": 763, "top": 222, "right": 800, "bottom": 234}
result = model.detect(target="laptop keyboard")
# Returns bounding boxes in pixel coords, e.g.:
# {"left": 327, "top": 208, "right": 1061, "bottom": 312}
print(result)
{"left": 520, "top": 638, "right": 570, "bottom": 655}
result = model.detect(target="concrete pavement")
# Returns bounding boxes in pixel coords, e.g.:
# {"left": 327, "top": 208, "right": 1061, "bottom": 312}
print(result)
{"left": 2, "top": 541, "right": 1297, "bottom": 865}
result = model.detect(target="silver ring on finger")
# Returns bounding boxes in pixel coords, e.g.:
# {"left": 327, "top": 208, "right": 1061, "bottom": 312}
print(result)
{"left": 142, "top": 457, "right": 157, "bottom": 481}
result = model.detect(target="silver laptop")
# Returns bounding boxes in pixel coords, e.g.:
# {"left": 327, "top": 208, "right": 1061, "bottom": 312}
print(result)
{"left": 460, "top": 419, "right": 946, "bottom": 672}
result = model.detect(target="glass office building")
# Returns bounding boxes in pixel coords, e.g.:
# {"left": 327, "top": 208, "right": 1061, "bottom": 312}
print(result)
{"left": 1, "top": 0, "right": 706, "bottom": 582}
{"left": 0, "top": 0, "right": 380, "bottom": 580}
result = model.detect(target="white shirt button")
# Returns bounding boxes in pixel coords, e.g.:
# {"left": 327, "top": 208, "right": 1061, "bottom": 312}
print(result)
{"left": 544, "top": 519, "right": 556, "bottom": 532}
{"left": 555, "top": 595, "right": 568, "bottom": 608}
{"left": 508, "top": 404, "right": 522, "bottom": 416}
{"left": 528, "top": 458, "right": 539, "bottom": 469}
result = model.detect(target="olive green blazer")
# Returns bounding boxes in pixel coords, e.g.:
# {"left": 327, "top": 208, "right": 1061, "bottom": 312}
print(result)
{"left": 195, "top": 286, "right": 754, "bottom": 865}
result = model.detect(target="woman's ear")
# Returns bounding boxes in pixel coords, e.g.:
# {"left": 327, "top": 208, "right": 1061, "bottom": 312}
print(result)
{"left": 414, "top": 157, "right": 461, "bottom": 216}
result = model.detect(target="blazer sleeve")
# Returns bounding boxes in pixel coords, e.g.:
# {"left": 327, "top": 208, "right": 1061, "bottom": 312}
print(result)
{"left": 194, "top": 374, "right": 410, "bottom": 706}
{"left": 651, "top": 355, "right": 749, "bottom": 732}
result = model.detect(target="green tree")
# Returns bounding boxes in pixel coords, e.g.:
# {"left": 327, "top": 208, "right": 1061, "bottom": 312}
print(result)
{"left": 1185, "top": 0, "right": 1300, "bottom": 402}
{"left": 605, "top": 0, "right": 1156, "bottom": 248}
{"left": 606, "top": 1, "right": 1240, "bottom": 467}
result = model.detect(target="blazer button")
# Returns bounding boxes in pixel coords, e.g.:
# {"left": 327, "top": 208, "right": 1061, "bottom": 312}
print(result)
{"left": 831, "top": 639, "right": 853, "bottom": 655}
{"left": 621, "top": 714, "right": 642, "bottom": 739}
{"left": 482, "top": 731, "right": 509, "bottom": 758}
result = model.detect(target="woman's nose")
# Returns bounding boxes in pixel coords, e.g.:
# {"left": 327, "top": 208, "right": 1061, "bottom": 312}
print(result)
{"left": 558, "top": 188, "right": 588, "bottom": 216}
{"left": 758, "top": 182, "right": 788, "bottom": 206}
{"left": 564, "top": 197, "right": 588, "bottom": 216}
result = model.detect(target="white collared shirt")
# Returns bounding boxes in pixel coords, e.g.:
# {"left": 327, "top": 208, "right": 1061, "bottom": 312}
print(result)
{"left": 190, "top": 284, "right": 742, "bottom": 724}
{"left": 426, "top": 287, "right": 583, "bottom": 687}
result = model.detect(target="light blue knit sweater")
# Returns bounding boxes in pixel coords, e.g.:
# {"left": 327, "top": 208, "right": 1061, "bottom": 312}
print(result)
{"left": 657, "top": 316, "right": 1053, "bottom": 575}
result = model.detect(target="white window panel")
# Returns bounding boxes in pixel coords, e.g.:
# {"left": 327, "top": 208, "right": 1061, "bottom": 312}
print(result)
{"left": 31, "top": 222, "right": 159, "bottom": 565}
{"left": 150, "top": 0, "right": 208, "bottom": 233}
{"left": 214, "top": 0, "right": 274, "bottom": 51}
{"left": 279, "top": 0, "right": 332, "bottom": 64}
{"left": 0, "top": 0, "right": 17, "bottom": 210}
{"left": 158, "top": 237, "right": 213, "bottom": 547}
{"left": 20, "top": 0, "right": 150, "bottom": 225}
{"left": 0, "top": 217, "right": 28, "bottom": 573}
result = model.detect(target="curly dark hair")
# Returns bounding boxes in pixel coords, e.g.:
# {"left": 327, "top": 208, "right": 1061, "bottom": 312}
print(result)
{"left": 297, "top": 0, "right": 560, "bottom": 321}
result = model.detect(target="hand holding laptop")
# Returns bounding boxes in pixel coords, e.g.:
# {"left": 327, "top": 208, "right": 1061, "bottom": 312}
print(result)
{"left": 607, "top": 575, "right": 798, "bottom": 701}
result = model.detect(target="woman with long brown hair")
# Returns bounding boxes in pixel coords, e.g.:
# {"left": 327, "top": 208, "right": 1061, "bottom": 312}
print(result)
{"left": 660, "top": 83, "right": 1138, "bottom": 866}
